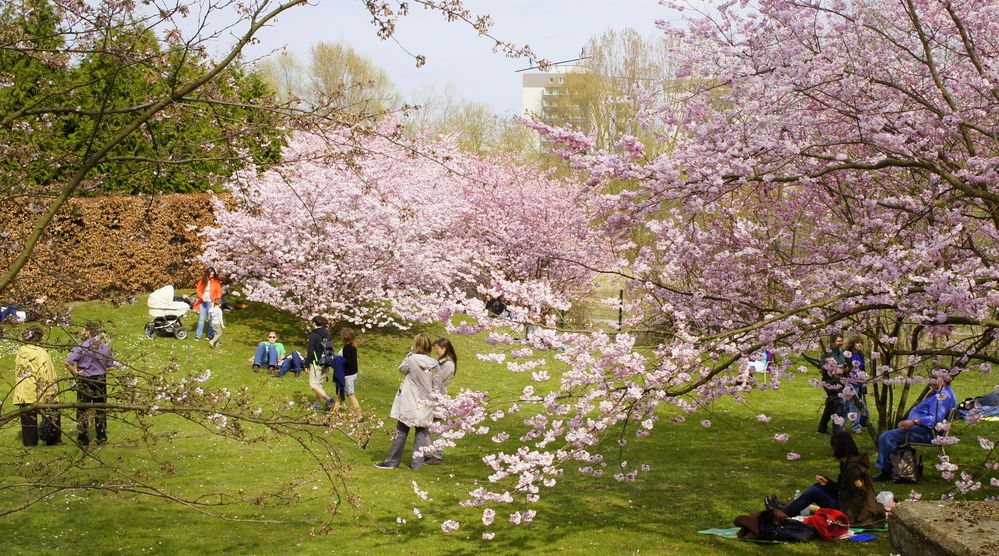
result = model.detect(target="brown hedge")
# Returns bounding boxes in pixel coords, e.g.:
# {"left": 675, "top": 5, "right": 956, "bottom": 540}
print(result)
{"left": 1, "top": 193, "right": 222, "bottom": 301}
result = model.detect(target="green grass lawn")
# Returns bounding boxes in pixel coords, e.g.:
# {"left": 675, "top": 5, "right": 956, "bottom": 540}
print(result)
{"left": 1, "top": 296, "right": 997, "bottom": 554}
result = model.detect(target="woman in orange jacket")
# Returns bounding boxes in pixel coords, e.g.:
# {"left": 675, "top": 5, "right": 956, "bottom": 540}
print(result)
{"left": 193, "top": 267, "right": 223, "bottom": 340}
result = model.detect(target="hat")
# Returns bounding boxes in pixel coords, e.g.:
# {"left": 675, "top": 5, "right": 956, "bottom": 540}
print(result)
{"left": 734, "top": 512, "right": 762, "bottom": 539}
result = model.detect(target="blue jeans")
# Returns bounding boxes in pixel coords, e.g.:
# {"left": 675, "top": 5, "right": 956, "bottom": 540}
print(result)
{"left": 276, "top": 351, "right": 304, "bottom": 377}
{"left": 253, "top": 342, "right": 279, "bottom": 366}
{"left": 877, "top": 425, "right": 934, "bottom": 473}
{"left": 846, "top": 397, "right": 868, "bottom": 431}
{"left": 0, "top": 304, "right": 16, "bottom": 321}
{"left": 783, "top": 482, "right": 838, "bottom": 516}
{"left": 196, "top": 301, "right": 215, "bottom": 339}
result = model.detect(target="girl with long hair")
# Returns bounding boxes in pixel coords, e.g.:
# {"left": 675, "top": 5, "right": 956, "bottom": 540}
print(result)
{"left": 424, "top": 337, "right": 458, "bottom": 465}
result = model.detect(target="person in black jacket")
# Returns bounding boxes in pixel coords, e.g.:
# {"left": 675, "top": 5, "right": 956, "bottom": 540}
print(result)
{"left": 765, "top": 432, "right": 886, "bottom": 527}
{"left": 305, "top": 316, "right": 335, "bottom": 411}
{"left": 339, "top": 327, "right": 362, "bottom": 416}
{"left": 817, "top": 333, "right": 847, "bottom": 434}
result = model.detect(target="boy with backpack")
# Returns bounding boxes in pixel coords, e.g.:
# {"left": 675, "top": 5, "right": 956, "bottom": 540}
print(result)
{"left": 305, "top": 316, "right": 336, "bottom": 411}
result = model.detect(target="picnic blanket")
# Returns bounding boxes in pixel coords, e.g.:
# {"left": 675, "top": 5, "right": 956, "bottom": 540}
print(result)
{"left": 698, "top": 525, "right": 886, "bottom": 543}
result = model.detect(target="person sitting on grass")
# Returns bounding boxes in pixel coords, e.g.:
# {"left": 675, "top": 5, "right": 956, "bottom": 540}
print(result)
{"left": 874, "top": 374, "right": 957, "bottom": 481}
{"left": 275, "top": 350, "right": 304, "bottom": 378}
{"left": 249, "top": 331, "right": 285, "bottom": 371}
{"left": 765, "top": 431, "right": 886, "bottom": 528}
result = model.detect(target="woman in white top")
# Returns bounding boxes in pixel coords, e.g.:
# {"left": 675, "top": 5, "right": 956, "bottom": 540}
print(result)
{"left": 432, "top": 337, "right": 457, "bottom": 396}
{"left": 423, "top": 337, "right": 458, "bottom": 465}
{"left": 375, "top": 333, "right": 438, "bottom": 470}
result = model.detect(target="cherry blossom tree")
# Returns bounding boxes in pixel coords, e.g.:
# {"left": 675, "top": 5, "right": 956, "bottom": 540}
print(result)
{"left": 2, "top": 0, "right": 555, "bottom": 525}
{"left": 410, "top": 0, "right": 999, "bottom": 533}
{"left": 0, "top": 0, "right": 543, "bottom": 296}
{"left": 202, "top": 126, "right": 602, "bottom": 328}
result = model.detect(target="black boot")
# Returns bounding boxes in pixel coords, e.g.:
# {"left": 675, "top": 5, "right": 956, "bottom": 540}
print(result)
{"left": 20, "top": 408, "right": 39, "bottom": 447}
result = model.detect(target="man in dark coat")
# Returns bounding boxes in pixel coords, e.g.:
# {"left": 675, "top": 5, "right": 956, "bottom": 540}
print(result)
{"left": 817, "top": 333, "right": 847, "bottom": 434}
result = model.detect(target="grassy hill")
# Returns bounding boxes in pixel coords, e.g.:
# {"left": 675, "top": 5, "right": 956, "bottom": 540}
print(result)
{"left": 1, "top": 295, "right": 996, "bottom": 554}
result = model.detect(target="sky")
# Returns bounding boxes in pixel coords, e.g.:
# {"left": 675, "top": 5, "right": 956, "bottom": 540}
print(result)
{"left": 244, "top": 0, "right": 675, "bottom": 116}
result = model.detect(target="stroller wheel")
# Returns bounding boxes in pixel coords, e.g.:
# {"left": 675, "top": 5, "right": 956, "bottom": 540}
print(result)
{"left": 174, "top": 327, "right": 188, "bottom": 340}
{"left": 144, "top": 323, "right": 156, "bottom": 340}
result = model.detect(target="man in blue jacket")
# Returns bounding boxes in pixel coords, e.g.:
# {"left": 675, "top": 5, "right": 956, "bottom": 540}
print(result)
{"left": 874, "top": 376, "right": 957, "bottom": 481}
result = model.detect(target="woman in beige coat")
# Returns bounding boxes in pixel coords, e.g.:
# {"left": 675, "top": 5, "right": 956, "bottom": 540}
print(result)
{"left": 375, "top": 333, "right": 438, "bottom": 470}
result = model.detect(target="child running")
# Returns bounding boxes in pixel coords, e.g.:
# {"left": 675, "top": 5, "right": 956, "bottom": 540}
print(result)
{"left": 208, "top": 305, "right": 225, "bottom": 348}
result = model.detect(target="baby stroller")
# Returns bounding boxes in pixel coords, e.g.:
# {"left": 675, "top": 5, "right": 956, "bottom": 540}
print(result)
{"left": 144, "top": 285, "right": 190, "bottom": 340}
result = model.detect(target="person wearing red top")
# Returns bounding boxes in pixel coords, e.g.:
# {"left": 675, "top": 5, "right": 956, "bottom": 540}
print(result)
{"left": 193, "top": 267, "right": 223, "bottom": 340}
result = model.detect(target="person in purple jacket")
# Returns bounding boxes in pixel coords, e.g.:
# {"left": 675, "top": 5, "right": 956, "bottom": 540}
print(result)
{"left": 66, "top": 322, "right": 117, "bottom": 446}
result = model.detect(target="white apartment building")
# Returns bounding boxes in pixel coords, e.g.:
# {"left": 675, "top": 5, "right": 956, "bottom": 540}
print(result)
{"left": 519, "top": 57, "right": 588, "bottom": 124}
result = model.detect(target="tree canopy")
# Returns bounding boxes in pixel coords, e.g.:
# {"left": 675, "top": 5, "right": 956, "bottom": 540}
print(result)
{"left": 0, "top": 0, "right": 285, "bottom": 196}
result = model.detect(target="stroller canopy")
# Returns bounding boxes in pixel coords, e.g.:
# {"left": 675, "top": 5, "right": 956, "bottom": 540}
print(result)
{"left": 148, "top": 285, "right": 176, "bottom": 308}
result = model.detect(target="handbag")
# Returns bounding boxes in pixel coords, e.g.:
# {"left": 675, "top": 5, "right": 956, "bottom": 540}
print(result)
{"left": 773, "top": 518, "right": 817, "bottom": 542}
{"left": 890, "top": 432, "right": 923, "bottom": 483}
{"left": 734, "top": 510, "right": 815, "bottom": 542}
{"left": 39, "top": 412, "right": 62, "bottom": 445}
{"left": 804, "top": 508, "right": 850, "bottom": 540}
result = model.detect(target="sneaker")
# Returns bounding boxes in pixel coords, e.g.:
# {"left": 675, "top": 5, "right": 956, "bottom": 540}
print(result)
{"left": 424, "top": 457, "right": 443, "bottom": 465}
{"left": 324, "top": 396, "right": 336, "bottom": 411}
{"left": 311, "top": 403, "right": 323, "bottom": 411}
{"left": 252, "top": 364, "right": 260, "bottom": 372}
{"left": 373, "top": 462, "right": 397, "bottom": 470}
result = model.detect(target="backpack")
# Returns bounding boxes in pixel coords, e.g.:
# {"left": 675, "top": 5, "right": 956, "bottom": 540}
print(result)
{"left": 487, "top": 298, "right": 506, "bottom": 316}
{"left": 804, "top": 508, "right": 850, "bottom": 540}
{"left": 737, "top": 509, "right": 815, "bottom": 542}
{"left": 890, "top": 444, "right": 923, "bottom": 483}
{"left": 39, "top": 412, "right": 61, "bottom": 445}
{"left": 317, "top": 335, "right": 335, "bottom": 368}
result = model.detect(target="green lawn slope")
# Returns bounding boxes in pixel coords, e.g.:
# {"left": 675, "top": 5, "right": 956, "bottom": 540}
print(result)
{"left": 1, "top": 295, "right": 996, "bottom": 554}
